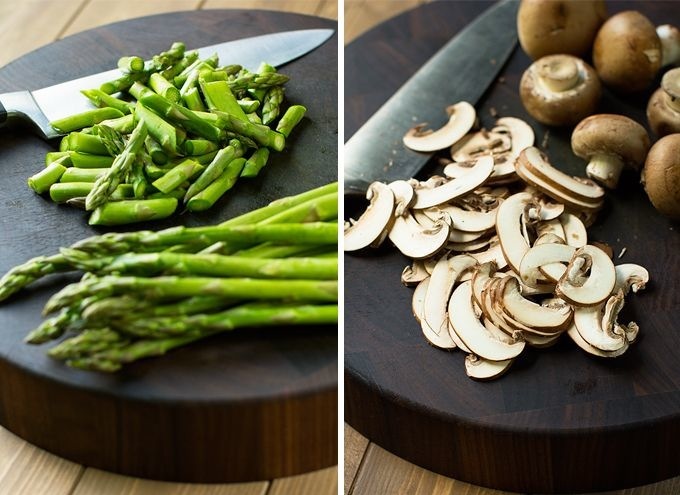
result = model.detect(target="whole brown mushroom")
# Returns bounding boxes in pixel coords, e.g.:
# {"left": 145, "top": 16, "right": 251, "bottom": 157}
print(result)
{"left": 593, "top": 11, "right": 680, "bottom": 93}
{"left": 571, "top": 114, "right": 651, "bottom": 189}
{"left": 642, "top": 134, "right": 680, "bottom": 219}
{"left": 517, "top": 0, "right": 607, "bottom": 60}
{"left": 520, "top": 54, "right": 601, "bottom": 126}
{"left": 647, "top": 68, "right": 680, "bottom": 137}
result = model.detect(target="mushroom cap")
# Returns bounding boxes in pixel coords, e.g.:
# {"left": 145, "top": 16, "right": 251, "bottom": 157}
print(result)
{"left": 520, "top": 55, "right": 601, "bottom": 126}
{"left": 592, "top": 11, "right": 661, "bottom": 93}
{"left": 571, "top": 114, "right": 651, "bottom": 169}
{"left": 517, "top": 0, "right": 607, "bottom": 60}
{"left": 647, "top": 87, "right": 680, "bottom": 137}
{"left": 642, "top": 133, "right": 680, "bottom": 219}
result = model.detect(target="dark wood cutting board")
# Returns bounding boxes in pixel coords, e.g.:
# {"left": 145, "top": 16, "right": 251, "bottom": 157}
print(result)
{"left": 345, "top": 1, "right": 680, "bottom": 493}
{"left": 0, "top": 10, "right": 337, "bottom": 483}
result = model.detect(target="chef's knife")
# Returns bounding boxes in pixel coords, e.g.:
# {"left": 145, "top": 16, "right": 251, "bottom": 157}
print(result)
{"left": 344, "top": 0, "right": 519, "bottom": 194}
{"left": 0, "top": 28, "right": 334, "bottom": 140}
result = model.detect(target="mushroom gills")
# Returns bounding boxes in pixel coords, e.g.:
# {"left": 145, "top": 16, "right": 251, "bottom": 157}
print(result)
{"left": 344, "top": 182, "right": 395, "bottom": 251}
{"left": 464, "top": 354, "right": 514, "bottom": 381}
{"left": 403, "top": 102, "right": 476, "bottom": 152}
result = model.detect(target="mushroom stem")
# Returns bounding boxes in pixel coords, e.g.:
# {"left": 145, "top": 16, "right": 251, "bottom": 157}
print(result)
{"left": 537, "top": 57, "right": 580, "bottom": 92}
{"left": 585, "top": 153, "right": 625, "bottom": 189}
{"left": 658, "top": 24, "right": 680, "bottom": 67}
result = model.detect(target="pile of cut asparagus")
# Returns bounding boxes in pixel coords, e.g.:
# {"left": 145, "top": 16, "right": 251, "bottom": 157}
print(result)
{"left": 28, "top": 41, "right": 307, "bottom": 225}
{"left": 0, "top": 183, "right": 338, "bottom": 372}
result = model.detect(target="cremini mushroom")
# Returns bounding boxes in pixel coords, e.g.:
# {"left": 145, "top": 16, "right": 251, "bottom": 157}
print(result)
{"left": 388, "top": 180, "right": 415, "bottom": 216}
{"left": 403, "top": 101, "right": 476, "bottom": 152}
{"left": 520, "top": 54, "right": 601, "bottom": 126}
{"left": 499, "top": 276, "right": 572, "bottom": 332}
{"left": 571, "top": 114, "right": 651, "bottom": 189}
{"left": 450, "top": 129, "right": 511, "bottom": 162}
{"left": 448, "top": 281, "right": 526, "bottom": 361}
{"left": 556, "top": 244, "right": 616, "bottom": 307}
{"left": 593, "top": 12, "right": 680, "bottom": 93}
{"left": 519, "top": 242, "right": 576, "bottom": 288}
{"left": 573, "top": 289, "right": 627, "bottom": 352}
{"left": 641, "top": 133, "right": 680, "bottom": 219}
{"left": 647, "top": 68, "right": 680, "bottom": 137}
{"left": 464, "top": 354, "right": 514, "bottom": 381}
{"left": 344, "top": 182, "right": 395, "bottom": 252}
{"left": 412, "top": 156, "right": 494, "bottom": 209}
{"left": 517, "top": 0, "right": 607, "bottom": 60}
{"left": 401, "top": 259, "right": 430, "bottom": 286}
{"left": 496, "top": 192, "right": 534, "bottom": 273}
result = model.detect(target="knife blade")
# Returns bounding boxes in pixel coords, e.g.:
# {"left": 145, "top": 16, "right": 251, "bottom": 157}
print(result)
{"left": 0, "top": 28, "right": 334, "bottom": 140}
{"left": 344, "top": 0, "right": 519, "bottom": 194}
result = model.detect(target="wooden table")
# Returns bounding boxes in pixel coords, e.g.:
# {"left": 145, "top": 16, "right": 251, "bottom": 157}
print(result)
{"left": 0, "top": 2, "right": 336, "bottom": 494}
{"left": 343, "top": 2, "right": 680, "bottom": 494}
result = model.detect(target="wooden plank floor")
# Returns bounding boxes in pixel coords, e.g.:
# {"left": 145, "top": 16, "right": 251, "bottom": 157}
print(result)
{"left": 0, "top": 1, "right": 336, "bottom": 494}
{"left": 343, "top": 2, "right": 680, "bottom": 494}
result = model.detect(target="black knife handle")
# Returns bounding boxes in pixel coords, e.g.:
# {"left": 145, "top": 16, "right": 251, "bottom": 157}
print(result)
{"left": 0, "top": 98, "right": 6, "bottom": 126}
{"left": 0, "top": 91, "right": 55, "bottom": 139}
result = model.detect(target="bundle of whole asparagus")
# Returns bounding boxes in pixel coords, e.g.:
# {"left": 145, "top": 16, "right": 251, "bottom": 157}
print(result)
{"left": 28, "top": 41, "right": 308, "bottom": 225}
{"left": 0, "top": 183, "right": 338, "bottom": 372}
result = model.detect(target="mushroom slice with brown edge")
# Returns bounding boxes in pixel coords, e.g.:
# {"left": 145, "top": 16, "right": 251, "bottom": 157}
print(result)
{"left": 533, "top": 233, "right": 568, "bottom": 283}
{"left": 448, "top": 281, "right": 526, "bottom": 361}
{"left": 556, "top": 244, "right": 616, "bottom": 307}
{"left": 647, "top": 68, "right": 680, "bottom": 137}
{"left": 571, "top": 114, "right": 651, "bottom": 189}
{"left": 344, "top": 182, "right": 395, "bottom": 252}
{"left": 519, "top": 242, "right": 576, "bottom": 288}
{"left": 566, "top": 322, "right": 629, "bottom": 357}
{"left": 496, "top": 192, "right": 534, "bottom": 273}
{"left": 614, "top": 264, "right": 649, "bottom": 295}
{"left": 519, "top": 147, "right": 605, "bottom": 204}
{"left": 470, "top": 242, "right": 508, "bottom": 272}
{"left": 642, "top": 133, "right": 680, "bottom": 220}
{"left": 388, "top": 180, "right": 415, "bottom": 216}
{"left": 464, "top": 354, "right": 514, "bottom": 381}
{"left": 517, "top": 0, "right": 607, "bottom": 60}
{"left": 573, "top": 289, "right": 627, "bottom": 352}
{"left": 412, "top": 277, "right": 429, "bottom": 324}
{"left": 388, "top": 211, "right": 449, "bottom": 259}
{"left": 422, "top": 254, "right": 478, "bottom": 350}
{"left": 434, "top": 204, "right": 498, "bottom": 233}
{"left": 520, "top": 54, "right": 601, "bottom": 126}
{"left": 401, "top": 259, "right": 430, "bottom": 286}
{"left": 559, "top": 212, "right": 588, "bottom": 248}
{"left": 412, "top": 156, "right": 494, "bottom": 209}
{"left": 403, "top": 101, "right": 476, "bottom": 152}
{"left": 494, "top": 117, "right": 536, "bottom": 160}
{"left": 450, "top": 129, "right": 511, "bottom": 163}
{"left": 499, "top": 277, "right": 572, "bottom": 332}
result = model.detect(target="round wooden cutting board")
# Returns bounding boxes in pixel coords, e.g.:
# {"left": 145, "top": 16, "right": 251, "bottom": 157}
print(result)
{"left": 345, "top": 2, "right": 680, "bottom": 493}
{"left": 0, "top": 10, "right": 337, "bottom": 483}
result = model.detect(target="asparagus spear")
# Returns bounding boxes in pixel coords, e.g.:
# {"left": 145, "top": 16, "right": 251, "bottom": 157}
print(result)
{"left": 66, "top": 132, "right": 110, "bottom": 155}
{"left": 152, "top": 41, "right": 185, "bottom": 70}
{"left": 261, "top": 86, "right": 284, "bottom": 125}
{"left": 130, "top": 157, "right": 148, "bottom": 199}
{"left": 135, "top": 102, "right": 185, "bottom": 156}
{"left": 69, "top": 152, "right": 115, "bottom": 169}
{"left": 93, "top": 124, "right": 126, "bottom": 155}
{"left": 214, "top": 111, "right": 284, "bottom": 151}
{"left": 117, "top": 56, "right": 145, "bottom": 73}
{"left": 237, "top": 99, "right": 260, "bottom": 113}
{"left": 50, "top": 183, "right": 134, "bottom": 204}
{"left": 143, "top": 135, "right": 168, "bottom": 165}
{"left": 183, "top": 139, "right": 218, "bottom": 156}
{"left": 240, "top": 147, "right": 270, "bottom": 178}
{"left": 85, "top": 119, "right": 147, "bottom": 210}
{"left": 250, "top": 62, "right": 276, "bottom": 101}
{"left": 98, "top": 113, "right": 135, "bottom": 134}
{"left": 152, "top": 159, "right": 203, "bottom": 194}
{"left": 149, "top": 72, "right": 181, "bottom": 103}
{"left": 28, "top": 161, "right": 68, "bottom": 194}
{"left": 0, "top": 254, "right": 72, "bottom": 302}
{"left": 45, "top": 151, "right": 71, "bottom": 166}
{"left": 50, "top": 108, "right": 124, "bottom": 134}
{"left": 182, "top": 87, "right": 205, "bottom": 111}
{"left": 61, "top": 249, "right": 337, "bottom": 280}
{"left": 199, "top": 79, "right": 248, "bottom": 121}
{"left": 81, "top": 89, "right": 134, "bottom": 115}
{"left": 184, "top": 140, "right": 243, "bottom": 201}
{"left": 60, "top": 167, "right": 109, "bottom": 183}
{"left": 275, "top": 105, "right": 306, "bottom": 138}
{"left": 89, "top": 197, "right": 178, "bottom": 226}
{"left": 186, "top": 157, "right": 246, "bottom": 211}
{"left": 161, "top": 50, "right": 199, "bottom": 80}
{"left": 100, "top": 73, "right": 145, "bottom": 95}
{"left": 228, "top": 71, "right": 289, "bottom": 92}
{"left": 45, "top": 276, "right": 338, "bottom": 314}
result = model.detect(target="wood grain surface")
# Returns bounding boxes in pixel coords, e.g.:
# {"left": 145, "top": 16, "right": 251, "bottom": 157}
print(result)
{"left": 344, "top": 1, "right": 680, "bottom": 493}
{"left": 0, "top": 2, "right": 337, "bottom": 493}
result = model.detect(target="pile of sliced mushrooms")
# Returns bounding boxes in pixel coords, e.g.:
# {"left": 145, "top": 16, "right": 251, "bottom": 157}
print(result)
{"left": 344, "top": 103, "right": 650, "bottom": 381}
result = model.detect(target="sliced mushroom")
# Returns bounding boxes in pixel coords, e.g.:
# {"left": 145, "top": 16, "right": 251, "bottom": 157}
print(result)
{"left": 450, "top": 129, "right": 512, "bottom": 162}
{"left": 499, "top": 276, "right": 572, "bottom": 332}
{"left": 448, "top": 281, "right": 526, "bottom": 361}
{"left": 423, "top": 254, "right": 477, "bottom": 350}
{"left": 614, "top": 263, "right": 650, "bottom": 294}
{"left": 401, "top": 259, "right": 430, "bottom": 286}
{"left": 556, "top": 244, "right": 616, "bottom": 306}
{"left": 559, "top": 212, "right": 588, "bottom": 247}
{"left": 388, "top": 211, "right": 450, "bottom": 259}
{"left": 464, "top": 353, "right": 514, "bottom": 381}
{"left": 448, "top": 235, "right": 495, "bottom": 253}
{"left": 566, "top": 322, "right": 629, "bottom": 357}
{"left": 432, "top": 204, "right": 498, "bottom": 232}
{"left": 412, "top": 277, "right": 429, "bottom": 323}
{"left": 412, "top": 156, "right": 494, "bottom": 209}
{"left": 470, "top": 242, "right": 508, "bottom": 272}
{"left": 344, "top": 182, "right": 395, "bottom": 251}
{"left": 388, "top": 180, "right": 415, "bottom": 216}
{"left": 496, "top": 192, "right": 534, "bottom": 273}
{"left": 493, "top": 117, "right": 536, "bottom": 160}
{"left": 534, "top": 233, "right": 569, "bottom": 282}
{"left": 403, "top": 102, "right": 476, "bottom": 152}
{"left": 573, "top": 289, "right": 627, "bottom": 351}
{"left": 519, "top": 242, "right": 576, "bottom": 288}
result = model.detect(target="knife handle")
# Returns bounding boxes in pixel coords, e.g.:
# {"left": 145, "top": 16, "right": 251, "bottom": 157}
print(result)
{"left": 0, "top": 91, "right": 54, "bottom": 139}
